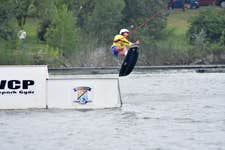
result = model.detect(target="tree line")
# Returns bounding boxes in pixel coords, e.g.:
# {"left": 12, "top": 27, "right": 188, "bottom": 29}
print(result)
{"left": 0, "top": 0, "right": 224, "bottom": 66}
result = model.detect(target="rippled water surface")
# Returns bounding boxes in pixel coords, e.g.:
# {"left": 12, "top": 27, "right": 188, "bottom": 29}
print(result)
{"left": 1, "top": 70, "right": 225, "bottom": 150}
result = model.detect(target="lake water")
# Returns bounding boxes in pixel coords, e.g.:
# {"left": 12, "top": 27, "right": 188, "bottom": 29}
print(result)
{"left": 0, "top": 70, "right": 225, "bottom": 150}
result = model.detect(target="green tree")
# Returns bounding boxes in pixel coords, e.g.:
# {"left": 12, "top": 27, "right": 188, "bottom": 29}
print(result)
{"left": 13, "top": 0, "right": 33, "bottom": 28}
{"left": 65, "top": 0, "right": 125, "bottom": 43}
{"left": 37, "top": 0, "right": 76, "bottom": 41}
{"left": 0, "top": 0, "right": 17, "bottom": 40}
{"left": 122, "top": 0, "right": 167, "bottom": 40}
{"left": 83, "top": 0, "right": 125, "bottom": 43}
{"left": 68, "top": 0, "right": 96, "bottom": 29}
{"left": 46, "top": 5, "right": 78, "bottom": 57}
{"left": 37, "top": 0, "right": 58, "bottom": 41}
{"left": 187, "top": 8, "right": 225, "bottom": 64}
{"left": 188, "top": 8, "right": 225, "bottom": 43}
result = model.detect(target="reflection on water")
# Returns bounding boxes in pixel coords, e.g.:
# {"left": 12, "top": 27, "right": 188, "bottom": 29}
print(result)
{"left": 0, "top": 70, "right": 225, "bottom": 150}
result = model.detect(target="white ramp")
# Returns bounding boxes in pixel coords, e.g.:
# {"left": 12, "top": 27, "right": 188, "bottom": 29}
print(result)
{"left": 0, "top": 65, "right": 48, "bottom": 109}
{"left": 0, "top": 66, "right": 122, "bottom": 109}
{"left": 47, "top": 77, "right": 122, "bottom": 109}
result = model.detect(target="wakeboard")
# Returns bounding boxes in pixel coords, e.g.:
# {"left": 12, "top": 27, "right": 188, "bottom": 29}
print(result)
{"left": 119, "top": 46, "right": 139, "bottom": 77}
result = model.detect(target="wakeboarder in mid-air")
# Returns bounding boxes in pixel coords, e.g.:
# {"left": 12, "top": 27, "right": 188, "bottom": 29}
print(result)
{"left": 111, "top": 29, "right": 139, "bottom": 57}
{"left": 111, "top": 29, "right": 140, "bottom": 76}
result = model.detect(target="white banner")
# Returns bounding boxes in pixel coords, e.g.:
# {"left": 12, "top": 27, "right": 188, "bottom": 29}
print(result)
{"left": 0, "top": 65, "right": 48, "bottom": 109}
{"left": 47, "top": 77, "right": 121, "bottom": 109}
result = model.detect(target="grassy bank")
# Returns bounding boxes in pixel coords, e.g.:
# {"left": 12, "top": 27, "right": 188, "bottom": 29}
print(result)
{"left": 0, "top": 18, "right": 61, "bottom": 66}
{"left": 159, "top": 7, "right": 219, "bottom": 50}
{"left": 152, "top": 7, "right": 222, "bottom": 65}
{"left": 158, "top": 9, "right": 199, "bottom": 51}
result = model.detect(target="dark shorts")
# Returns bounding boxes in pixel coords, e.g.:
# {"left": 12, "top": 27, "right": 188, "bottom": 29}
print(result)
{"left": 111, "top": 46, "right": 119, "bottom": 57}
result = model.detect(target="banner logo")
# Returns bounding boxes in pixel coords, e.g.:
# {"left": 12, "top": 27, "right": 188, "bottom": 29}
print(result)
{"left": 0, "top": 80, "right": 35, "bottom": 96}
{"left": 73, "top": 87, "right": 92, "bottom": 104}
